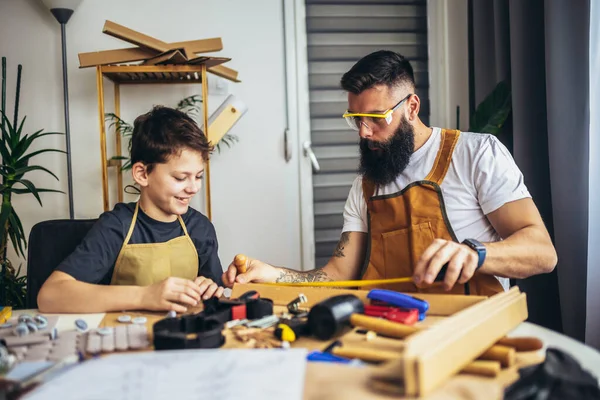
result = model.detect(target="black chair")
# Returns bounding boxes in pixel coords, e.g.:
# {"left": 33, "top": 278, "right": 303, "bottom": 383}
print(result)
{"left": 26, "top": 219, "right": 97, "bottom": 309}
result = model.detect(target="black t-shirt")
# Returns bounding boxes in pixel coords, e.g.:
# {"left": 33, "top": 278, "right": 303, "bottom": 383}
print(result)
{"left": 57, "top": 202, "right": 223, "bottom": 286}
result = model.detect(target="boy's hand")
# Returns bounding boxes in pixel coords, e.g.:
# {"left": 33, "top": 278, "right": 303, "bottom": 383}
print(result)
{"left": 141, "top": 277, "right": 202, "bottom": 313}
{"left": 221, "top": 255, "right": 280, "bottom": 288}
{"left": 194, "top": 276, "right": 224, "bottom": 300}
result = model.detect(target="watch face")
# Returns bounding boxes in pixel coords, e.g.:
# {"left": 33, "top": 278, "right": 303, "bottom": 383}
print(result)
{"left": 464, "top": 239, "right": 485, "bottom": 251}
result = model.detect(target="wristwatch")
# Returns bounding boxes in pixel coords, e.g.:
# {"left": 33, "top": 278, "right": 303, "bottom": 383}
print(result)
{"left": 462, "top": 238, "right": 486, "bottom": 269}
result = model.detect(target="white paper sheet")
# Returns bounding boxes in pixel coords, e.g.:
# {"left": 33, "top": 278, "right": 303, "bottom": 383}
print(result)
{"left": 24, "top": 348, "right": 308, "bottom": 400}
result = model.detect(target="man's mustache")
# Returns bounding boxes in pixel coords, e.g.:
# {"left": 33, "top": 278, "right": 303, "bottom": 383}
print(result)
{"left": 360, "top": 139, "right": 389, "bottom": 150}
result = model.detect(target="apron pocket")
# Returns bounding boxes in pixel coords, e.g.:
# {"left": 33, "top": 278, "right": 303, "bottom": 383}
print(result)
{"left": 382, "top": 221, "right": 435, "bottom": 278}
{"left": 114, "top": 247, "right": 172, "bottom": 286}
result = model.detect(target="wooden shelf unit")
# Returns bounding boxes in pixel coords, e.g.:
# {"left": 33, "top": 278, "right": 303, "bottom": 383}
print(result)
{"left": 95, "top": 63, "right": 218, "bottom": 219}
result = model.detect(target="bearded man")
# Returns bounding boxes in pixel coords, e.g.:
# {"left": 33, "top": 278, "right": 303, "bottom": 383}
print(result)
{"left": 222, "top": 50, "right": 557, "bottom": 296}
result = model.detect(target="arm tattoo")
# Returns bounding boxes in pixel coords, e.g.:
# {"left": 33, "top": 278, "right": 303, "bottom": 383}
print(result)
{"left": 275, "top": 268, "right": 332, "bottom": 283}
{"left": 333, "top": 232, "right": 350, "bottom": 258}
{"left": 273, "top": 232, "right": 351, "bottom": 283}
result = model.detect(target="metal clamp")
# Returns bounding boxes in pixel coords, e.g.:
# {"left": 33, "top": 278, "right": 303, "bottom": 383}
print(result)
{"left": 287, "top": 294, "right": 308, "bottom": 315}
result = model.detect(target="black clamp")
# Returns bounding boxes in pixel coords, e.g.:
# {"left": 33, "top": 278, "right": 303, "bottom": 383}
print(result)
{"left": 203, "top": 290, "right": 274, "bottom": 322}
{"left": 153, "top": 291, "right": 274, "bottom": 350}
{"left": 153, "top": 314, "right": 225, "bottom": 350}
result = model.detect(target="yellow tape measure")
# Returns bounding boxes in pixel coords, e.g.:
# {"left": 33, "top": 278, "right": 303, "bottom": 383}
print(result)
{"left": 260, "top": 277, "right": 414, "bottom": 288}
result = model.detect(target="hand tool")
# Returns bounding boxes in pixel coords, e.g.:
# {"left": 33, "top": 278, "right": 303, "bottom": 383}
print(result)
{"left": 274, "top": 318, "right": 309, "bottom": 343}
{"left": 363, "top": 305, "right": 419, "bottom": 325}
{"left": 307, "top": 294, "right": 365, "bottom": 340}
{"left": 255, "top": 263, "right": 451, "bottom": 288}
{"left": 234, "top": 254, "right": 248, "bottom": 273}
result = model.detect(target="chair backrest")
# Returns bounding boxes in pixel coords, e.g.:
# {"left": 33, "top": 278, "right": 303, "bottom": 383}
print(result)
{"left": 26, "top": 219, "right": 97, "bottom": 309}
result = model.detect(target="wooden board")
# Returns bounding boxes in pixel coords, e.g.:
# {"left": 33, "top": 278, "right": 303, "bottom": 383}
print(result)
{"left": 208, "top": 64, "right": 241, "bottom": 82}
{"left": 79, "top": 38, "right": 223, "bottom": 68}
{"left": 103, "top": 20, "right": 171, "bottom": 53}
{"left": 142, "top": 50, "right": 188, "bottom": 66}
{"left": 231, "top": 283, "right": 486, "bottom": 316}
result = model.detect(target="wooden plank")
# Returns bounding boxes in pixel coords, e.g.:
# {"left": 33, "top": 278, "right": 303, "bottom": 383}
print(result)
{"left": 207, "top": 103, "right": 243, "bottom": 144}
{"left": 96, "top": 67, "right": 109, "bottom": 212}
{"left": 102, "top": 20, "right": 170, "bottom": 52}
{"left": 372, "top": 287, "right": 528, "bottom": 397}
{"left": 142, "top": 50, "right": 187, "bottom": 66}
{"left": 114, "top": 83, "right": 123, "bottom": 203}
{"left": 180, "top": 46, "right": 195, "bottom": 60}
{"left": 102, "top": 65, "right": 207, "bottom": 73}
{"left": 79, "top": 47, "right": 156, "bottom": 68}
{"left": 208, "top": 64, "right": 241, "bottom": 82}
{"left": 230, "top": 283, "right": 482, "bottom": 316}
{"left": 78, "top": 38, "right": 223, "bottom": 68}
{"left": 188, "top": 55, "right": 229, "bottom": 66}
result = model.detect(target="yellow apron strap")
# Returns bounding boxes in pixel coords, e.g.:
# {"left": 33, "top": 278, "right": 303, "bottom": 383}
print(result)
{"left": 178, "top": 215, "right": 190, "bottom": 236}
{"left": 362, "top": 178, "right": 376, "bottom": 210}
{"left": 110, "top": 202, "right": 140, "bottom": 285}
{"left": 121, "top": 202, "right": 139, "bottom": 250}
{"left": 425, "top": 129, "right": 460, "bottom": 185}
{"left": 177, "top": 214, "right": 199, "bottom": 262}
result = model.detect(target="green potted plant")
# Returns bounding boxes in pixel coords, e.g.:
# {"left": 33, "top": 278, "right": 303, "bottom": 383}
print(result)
{"left": 469, "top": 80, "right": 512, "bottom": 135}
{"left": 106, "top": 94, "right": 240, "bottom": 171}
{"left": 1, "top": 57, "right": 64, "bottom": 308}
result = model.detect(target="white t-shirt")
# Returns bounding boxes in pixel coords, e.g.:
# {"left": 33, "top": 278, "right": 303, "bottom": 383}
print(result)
{"left": 343, "top": 127, "right": 531, "bottom": 245}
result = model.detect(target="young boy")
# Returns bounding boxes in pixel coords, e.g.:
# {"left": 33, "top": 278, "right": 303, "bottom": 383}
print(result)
{"left": 38, "top": 106, "right": 224, "bottom": 313}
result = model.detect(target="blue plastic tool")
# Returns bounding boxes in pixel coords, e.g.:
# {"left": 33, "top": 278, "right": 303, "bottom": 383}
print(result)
{"left": 307, "top": 351, "right": 352, "bottom": 364}
{"left": 367, "top": 290, "right": 429, "bottom": 314}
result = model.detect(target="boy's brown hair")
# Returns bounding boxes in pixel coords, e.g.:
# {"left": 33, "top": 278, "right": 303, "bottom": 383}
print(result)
{"left": 130, "top": 106, "right": 213, "bottom": 172}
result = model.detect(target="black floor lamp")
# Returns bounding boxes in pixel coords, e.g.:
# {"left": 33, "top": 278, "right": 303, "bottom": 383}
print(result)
{"left": 41, "top": 0, "right": 82, "bottom": 219}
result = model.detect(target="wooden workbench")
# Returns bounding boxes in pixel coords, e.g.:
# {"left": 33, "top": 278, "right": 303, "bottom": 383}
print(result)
{"left": 96, "top": 285, "right": 543, "bottom": 400}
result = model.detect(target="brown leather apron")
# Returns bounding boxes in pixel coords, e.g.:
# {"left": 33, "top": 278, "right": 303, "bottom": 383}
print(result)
{"left": 360, "top": 129, "right": 503, "bottom": 296}
{"left": 111, "top": 202, "right": 198, "bottom": 286}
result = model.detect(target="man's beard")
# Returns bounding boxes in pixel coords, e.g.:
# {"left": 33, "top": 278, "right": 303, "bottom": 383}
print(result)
{"left": 358, "top": 117, "right": 415, "bottom": 186}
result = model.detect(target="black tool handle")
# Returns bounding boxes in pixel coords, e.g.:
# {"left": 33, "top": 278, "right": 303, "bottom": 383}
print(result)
{"left": 434, "top": 263, "right": 449, "bottom": 282}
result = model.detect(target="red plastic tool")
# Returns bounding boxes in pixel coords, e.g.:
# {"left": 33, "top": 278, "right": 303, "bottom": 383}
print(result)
{"left": 363, "top": 305, "right": 419, "bottom": 325}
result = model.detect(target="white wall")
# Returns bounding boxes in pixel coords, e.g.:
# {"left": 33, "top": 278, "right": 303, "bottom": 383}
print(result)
{"left": 0, "top": 0, "right": 302, "bottom": 274}
{"left": 428, "top": 0, "right": 470, "bottom": 130}
{"left": 445, "top": 0, "right": 470, "bottom": 130}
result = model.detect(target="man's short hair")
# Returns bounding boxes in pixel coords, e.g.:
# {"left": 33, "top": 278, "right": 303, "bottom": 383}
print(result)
{"left": 130, "top": 106, "right": 213, "bottom": 172}
{"left": 341, "top": 50, "right": 415, "bottom": 94}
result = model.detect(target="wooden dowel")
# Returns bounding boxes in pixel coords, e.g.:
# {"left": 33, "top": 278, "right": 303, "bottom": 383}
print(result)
{"left": 496, "top": 337, "right": 543, "bottom": 352}
{"left": 479, "top": 344, "right": 515, "bottom": 368}
{"left": 460, "top": 360, "right": 501, "bottom": 377}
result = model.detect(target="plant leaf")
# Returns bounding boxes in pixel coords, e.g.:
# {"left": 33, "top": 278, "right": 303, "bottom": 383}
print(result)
{"left": 13, "top": 179, "right": 43, "bottom": 205}
{"left": 105, "top": 113, "right": 133, "bottom": 136}
{"left": 0, "top": 200, "right": 12, "bottom": 245}
{"left": 10, "top": 187, "right": 63, "bottom": 195}
{"left": 468, "top": 80, "right": 512, "bottom": 135}
{"left": 17, "top": 148, "right": 66, "bottom": 165}
{"left": 8, "top": 209, "right": 26, "bottom": 257}
{"left": 14, "top": 130, "right": 63, "bottom": 161}
{"left": 13, "top": 165, "right": 59, "bottom": 181}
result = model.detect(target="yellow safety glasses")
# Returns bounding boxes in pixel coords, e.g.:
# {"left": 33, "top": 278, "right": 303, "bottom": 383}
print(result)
{"left": 342, "top": 94, "right": 412, "bottom": 131}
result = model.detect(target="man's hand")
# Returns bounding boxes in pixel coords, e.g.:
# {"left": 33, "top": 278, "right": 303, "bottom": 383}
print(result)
{"left": 412, "top": 239, "right": 479, "bottom": 291}
{"left": 140, "top": 277, "right": 203, "bottom": 313}
{"left": 221, "top": 257, "right": 280, "bottom": 288}
{"left": 194, "top": 276, "right": 224, "bottom": 300}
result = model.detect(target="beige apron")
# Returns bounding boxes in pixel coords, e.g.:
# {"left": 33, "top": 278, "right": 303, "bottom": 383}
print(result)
{"left": 110, "top": 202, "right": 198, "bottom": 286}
{"left": 361, "top": 129, "right": 504, "bottom": 296}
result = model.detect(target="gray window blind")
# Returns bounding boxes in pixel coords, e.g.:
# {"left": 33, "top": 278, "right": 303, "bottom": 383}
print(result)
{"left": 306, "top": 0, "right": 429, "bottom": 267}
